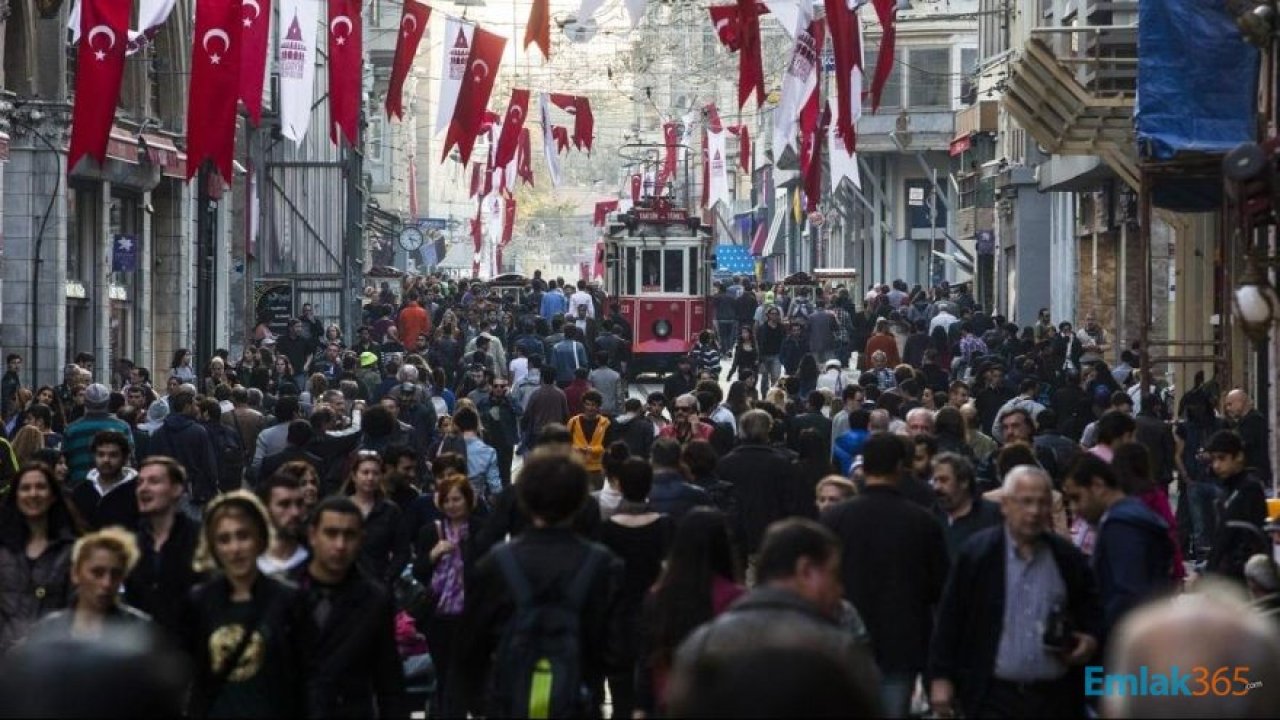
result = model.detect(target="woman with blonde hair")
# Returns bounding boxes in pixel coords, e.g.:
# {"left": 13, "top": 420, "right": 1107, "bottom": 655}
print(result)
{"left": 183, "top": 491, "right": 305, "bottom": 718}
{"left": 11, "top": 425, "right": 47, "bottom": 466}
{"left": 31, "top": 527, "right": 149, "bottom": 640}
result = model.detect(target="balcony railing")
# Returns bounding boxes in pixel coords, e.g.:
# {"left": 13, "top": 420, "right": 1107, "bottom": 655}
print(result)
{"left": 1002, "top": 25, "right": 1138, "bottom": 189}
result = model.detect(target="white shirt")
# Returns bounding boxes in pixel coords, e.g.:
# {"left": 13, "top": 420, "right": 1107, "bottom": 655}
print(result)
{"left": 258, "top": 546, "right": 309, "bottom": 578}
{"left": 569, "top": 290, "right": 595, "bottom": 318}
{"left": 509, "top": 357, "right": 529, "bottom": 388}
{"left": 930, "top": 311, "right": 959, "bottom": 335}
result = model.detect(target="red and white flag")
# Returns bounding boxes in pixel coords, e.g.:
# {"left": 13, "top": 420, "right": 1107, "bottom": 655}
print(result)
{"left": 539, "top": 93, "right": 561, "bottom": 187}
{"left": 729, "top": 125, "right": 751, "bottom": 173}
{"left": 442, "top": 26, "right": 505, "bottom": 166}
{"left": 436, "top": 18, "right": 475, "bottom": 135}
{"left": 470, "top": 201, "right": 483, "bottom": 278}
{"left": 239, "top": 0, "right": 271, "bottom": 126}
{"left": 804, "top": 103, "right": 831, "bottom": 212}
{"left": 773, "top": 5, "right": 820, "bottom": 161}
{"left": 550, "top": 94, "right": 595, "bottom": 153}
{"left": 630, "top": 173, "right": 642, "bottom": 202}
{"left": 828, "top": 96, "right": 861, "bottom": 192}
{"left": 825, "top": 0, "right": 863, "bottom": 154}
{"left": 551, "top": 126, "right": 570, "bottom": 154}
{"left": 328, "top": 0, "right": 362, "bottom": 147}
{"left": 517, "top": 128, "right": 535, "bottom": 187}
{"left": 593, "top": 199, "right": 618, "bottom": 227}
{"left": 524, "top": 0, "right": 550, "bottom": 60}
{"left": 186, "top": 0, "right": 242, "bottom": 181}
{"left": 67, "top": 0, "right": 131, "bottom": 173}
{"left": 493, "top": 88, "right": 530, "bottom": 169}
{"left": 655, "top": 121, "right": 679, "bottom": 193}
{"left": 735, "top": 0, "right": 764, "bottom": 108}
{"left": 387, "top": 0, "right": 431, "bottom": 120}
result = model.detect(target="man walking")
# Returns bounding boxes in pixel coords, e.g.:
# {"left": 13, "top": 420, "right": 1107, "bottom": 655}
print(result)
{"left": 822, "top": 433, "right": 949, "bottom": 717}
{"left": 302, "top": 497, "right": 408, "bottom": 717}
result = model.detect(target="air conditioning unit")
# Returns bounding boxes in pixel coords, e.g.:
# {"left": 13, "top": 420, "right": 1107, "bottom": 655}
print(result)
{"left": 980, "top": 159, "right": 1004, "bottom": 180}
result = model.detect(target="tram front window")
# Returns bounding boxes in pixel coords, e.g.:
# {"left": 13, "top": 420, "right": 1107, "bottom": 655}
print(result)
{"left": 642, "top": 249, "right": 661, "bottom": 290}
{"left": 663, "top": 249, "right": 684, "bottom": 293}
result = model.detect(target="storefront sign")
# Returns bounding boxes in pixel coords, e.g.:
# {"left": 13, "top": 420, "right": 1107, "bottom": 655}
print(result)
{"left": 253, "top": 279, "right": 294, "bottom": 337}
{"left": 111, "top": 234, "right": 138, "bottom": 272}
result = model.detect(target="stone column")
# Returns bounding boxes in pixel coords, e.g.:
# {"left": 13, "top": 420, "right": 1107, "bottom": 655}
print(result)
{"left": 2, "top": 115, "right": 69, "bottom": 387}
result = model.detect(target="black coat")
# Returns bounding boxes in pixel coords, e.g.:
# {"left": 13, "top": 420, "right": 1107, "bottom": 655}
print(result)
{"left": 717, "top": 443, "right": 799, "bottom": 554}
{"left": 301, "top": 568, "right": 408, "bottom": 718}
{"left": 357, "top": 499, "right": 412, "bottom": 587}
{"left": 451, "top": 528, "right": 624, "bottom": 716}
{"left": 929, "top": 527, "right": 1101, "bottom": 716}
{"left": 148, "top": 414, "right": 220, "bottom": 503}
{"left": 126, "top": 512, "right": 203, "bottom": 635}
{"left": 822, "top": 485, "right": 950, "bottom": 674}
{"left": 182, "top": 575, "right": 309, "bottom": 719}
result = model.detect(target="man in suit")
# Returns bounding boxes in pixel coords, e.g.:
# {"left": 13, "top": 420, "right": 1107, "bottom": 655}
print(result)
{"left": 929, "top": 465, "right": 1102, "bottom": 718}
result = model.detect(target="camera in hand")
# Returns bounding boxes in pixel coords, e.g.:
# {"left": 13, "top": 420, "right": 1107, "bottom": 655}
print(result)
{"left": 1042, "top": 605, "right": 1074, "bottom": 651}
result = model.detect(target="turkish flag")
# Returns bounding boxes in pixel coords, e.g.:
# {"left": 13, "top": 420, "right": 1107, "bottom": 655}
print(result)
{"left": 517, "top": 128, "right": 534, "bottom": 187}
{"left": 502, "top": 198, "right": 517, "bottom": 246}
{"left": 735, "top": 0, "right": 764, "bottom": 108}
{"left": 551, "top": 126, "right": 570, "bottom": 155}
{"left": 524, "top": 0, "right": 550, "bottom": 60}
{"left": 550, "top": 94, "right": 594, "bottom": 153}
{"left": 186, "top": 0, "right": 242, "bottom": 182}
{"left": 630, "top": 173, "right": 641, "bottom": 202}
{"left": 729, "top": 125, "right": 751, "bottom": 173}
{"left": 67, "top": 0, "right": 131, "bottom": 173}
{"left": 707, "top": 2, "right": 767, "bottom": 50}
{"left": 327, "top": 0, "right": 362, "bottom": 146}
{"left": 593, "top": 200, "right": 618, "bottom": 227}
{"left": 238, "top": 0, "right": 271, "bottom": 126}
{"left": 870, "top": 0, "right": 897, "bottom": 112}
{"left": 804, "top": 103, "right": 831, "bottom": 213}
{"left": 493, "top": 88, "right": 529, "bottom": 168}
{"left": 387, "top": 0, "right": 431, "bottom": 119}
{"left": 825, "top": 0, "right": 861, "bottom": 153}
{"left": 469, "top": 162, "right": 483, "bottom": 198}
{"left": 470, "top": 201, "right": 483, "bottom": 278}
{"left": 442, "top": 26, "right": 505, "bottom": 166}
{"left": 656, "top": 121, "right": 679, "bottom": 192}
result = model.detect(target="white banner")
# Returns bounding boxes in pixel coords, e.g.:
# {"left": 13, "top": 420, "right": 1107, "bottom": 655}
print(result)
{"left": 828, "top": 100, "right": 860, "bottom": 191}
{"left": 772, "top": 4, "right": 818, "bottom": 162}
{"left": 540, "top": 92, "right": 562, "bottom": 188}
{"left": 706, "top": 128, "right": 730, "bottom": 209}
{"left": 436, "top": 18, "right": 475, "bottom": 136}
{"left": 278, "top": 0, "right": 319, "bottom": 143}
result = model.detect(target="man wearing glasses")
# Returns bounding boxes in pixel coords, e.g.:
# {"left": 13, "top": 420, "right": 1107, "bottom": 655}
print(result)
{"left": 658, "top": 394, "right": 713, "bottom": 446}
{"left": 477, "top": 377, "right": 521, "bottom": 487}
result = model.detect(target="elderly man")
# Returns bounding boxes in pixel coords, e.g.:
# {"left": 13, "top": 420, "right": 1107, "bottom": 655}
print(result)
{"left": 1223, "top": 389, "right": 1273, "bottom": 484}
{"left": 1104, "top": 590, "right": 1280, "bottom": 718}
{"left": 929, "top": 465, "right": 1101, "bottom": 719}
{"left": 905, "top": 407, "right": 935, "bottom": 437}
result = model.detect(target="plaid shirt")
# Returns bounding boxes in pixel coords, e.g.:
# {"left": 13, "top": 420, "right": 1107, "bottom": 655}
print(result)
{"left": 958, "top": 335, "right": 988, "bottom": 362}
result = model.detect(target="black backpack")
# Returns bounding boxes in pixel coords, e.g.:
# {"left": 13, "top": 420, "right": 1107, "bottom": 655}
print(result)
{"left": 491, "top": 543, "right": 608, "bottom": 718}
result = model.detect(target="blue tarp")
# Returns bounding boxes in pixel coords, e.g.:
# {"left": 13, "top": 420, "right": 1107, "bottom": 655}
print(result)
{"left": 1136, "top": 0, "right": 1258, "bottom": 161}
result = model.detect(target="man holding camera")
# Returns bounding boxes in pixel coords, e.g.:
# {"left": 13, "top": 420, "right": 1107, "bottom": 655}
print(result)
{"left": 929, "top": 465, "right": 1101, "bottom": 718}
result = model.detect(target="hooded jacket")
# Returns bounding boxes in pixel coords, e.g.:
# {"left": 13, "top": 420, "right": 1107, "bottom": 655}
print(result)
{"left": 1092, "top": 496, "right": 1174, "bottom": 643}
{"left": 606, "top": 412, "right": 654, "bottom": 459}
{"left": 148, "top": 413, "right": 220, "bottom": 503}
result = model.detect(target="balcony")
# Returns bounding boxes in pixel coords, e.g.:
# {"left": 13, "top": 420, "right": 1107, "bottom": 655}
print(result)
{"left": 1002, "top": 26, "right": 1138, "bottom": 189}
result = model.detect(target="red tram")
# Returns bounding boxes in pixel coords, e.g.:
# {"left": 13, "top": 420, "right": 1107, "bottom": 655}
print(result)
{"left": 603, "top": 200, "right": 714, "bottom": 378}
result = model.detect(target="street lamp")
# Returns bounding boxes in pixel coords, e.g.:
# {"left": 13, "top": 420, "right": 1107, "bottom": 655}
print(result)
{"left": 1234, "top": 248, "right": 1280, "bottom": 345}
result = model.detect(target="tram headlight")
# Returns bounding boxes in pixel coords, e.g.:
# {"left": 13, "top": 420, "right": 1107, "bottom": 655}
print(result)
{"left": 652, "top": 319, "right": 672, "bottom": 339}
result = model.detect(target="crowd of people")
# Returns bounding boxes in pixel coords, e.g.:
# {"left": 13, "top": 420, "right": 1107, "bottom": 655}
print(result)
{"left": 0, "top": 270, "right": 1277, "bottom": 718}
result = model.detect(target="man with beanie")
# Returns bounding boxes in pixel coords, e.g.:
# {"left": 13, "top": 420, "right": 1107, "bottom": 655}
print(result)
{"left": 62, "top": 383, "right": 134, "bottom": 488}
